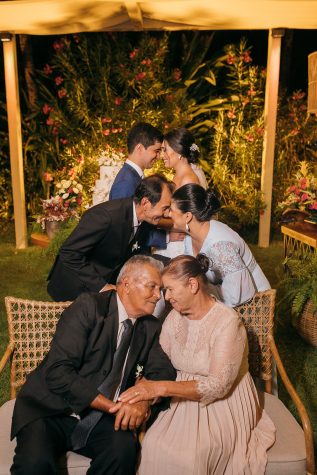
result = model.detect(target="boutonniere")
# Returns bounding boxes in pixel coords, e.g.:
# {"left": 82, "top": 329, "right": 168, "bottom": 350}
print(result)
{"left": 132, "top": 241, "right": 141, "bottom": 252}
{"left": 135, "top": 364, "right": 143, "bottom": 379}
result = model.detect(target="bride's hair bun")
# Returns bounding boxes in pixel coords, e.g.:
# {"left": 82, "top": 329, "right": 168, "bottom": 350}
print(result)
{"left": 196, "top": 253, "right": 210, "bottom": 274}
{"left": 164, "top": 128, "right": 200, "bottom": 164}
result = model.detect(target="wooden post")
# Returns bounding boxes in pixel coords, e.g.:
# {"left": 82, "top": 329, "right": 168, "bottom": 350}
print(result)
{"left": 2, "top": 34, "right": 28, "bottom": 249}
{"left": 258, "top": 29, "right": 284, "bottom": 248}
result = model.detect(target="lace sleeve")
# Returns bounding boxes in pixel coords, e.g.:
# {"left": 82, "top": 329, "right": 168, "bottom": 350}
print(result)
{"left": 196, "top": 314, "right": 246, "bottom": 406}
{"left": 209, "top": 241, "right": 256, "bottom": 306}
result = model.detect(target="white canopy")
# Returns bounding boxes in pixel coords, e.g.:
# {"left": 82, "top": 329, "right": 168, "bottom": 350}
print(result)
{"left": 1, "top": 0, "right": 317, "bottom": 249}
{"left": 1, "top": 0, "right": 317, "bottom": 34}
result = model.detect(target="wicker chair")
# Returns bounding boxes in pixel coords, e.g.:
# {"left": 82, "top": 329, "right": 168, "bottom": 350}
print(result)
{"left": 0, "top": 292, "right": 315, "bottom": 475}
{"left": 234, "top": 289, "right": 315, "bottom": 475}
{"left": 0, "top": 297, "right": 91, "bottom": 475}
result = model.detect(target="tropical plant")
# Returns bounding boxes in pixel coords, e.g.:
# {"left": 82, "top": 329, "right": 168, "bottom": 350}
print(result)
{"left": 202, "top": 39, "right": 266, "bottom": 228}
{"left": 277, "top": 254, "right": 317, "bottom": 326}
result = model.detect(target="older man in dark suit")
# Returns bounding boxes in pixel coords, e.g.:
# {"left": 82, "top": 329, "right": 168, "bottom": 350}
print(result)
{"left": 47, "top": 174, "right": 173, "bottom": 302}
{"left": 11, "top": 255, "right": 176, "bottom": 475}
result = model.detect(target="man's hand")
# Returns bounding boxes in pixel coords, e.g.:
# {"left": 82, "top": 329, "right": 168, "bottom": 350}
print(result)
{"left": 109, "top": 400, "right": 150, "bottom": 431}
{"left": 99, "top": 283, "right": 116, "bottom": 293}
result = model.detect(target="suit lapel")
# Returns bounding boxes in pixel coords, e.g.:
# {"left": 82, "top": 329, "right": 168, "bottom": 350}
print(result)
{"left": 102, "top": 292, "right": 119, "bottom": 374}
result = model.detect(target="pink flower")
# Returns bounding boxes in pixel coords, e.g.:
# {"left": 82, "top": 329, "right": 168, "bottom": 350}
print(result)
{"left": 256, "top": 127, "right": 264, "bottom": 136}
{"left": 290, "top": 128, "right": 299, "bottom": 136}
{"left": 245, "top": 134, "right": 254, "bottom": 142}
{"left": 309, "top": 202, "right": 317, "bottom": 210}
{"left": 247, "top": 89, "right": 256, "bottom": 97}
{"left": 42, "top": 104, "right": 52, "bottom": 115}
{"left": 46, "top": 117, "right": 54, "bottom": 126}
{"left": 226, "top": 54, "right": 236, "bottom": 65}
{"left": 242, "top": 51, "right": 252, "bottom": 63}
{"left": 103, "top": 129, "right": 110, "bottom": 136}
{"left": 43, "top": 172, "right": 53, "bottom": 182}
{"left": 43, "top": 64, "right": 53, "bottom": 75}
{"left": 129, "top": 49, "right": 138, "bottom": 59}
{"left": 227, "top": 110, "right": 236, "bottom": 119}
{"left": 301, "top": 193, "right": 309, "bottom": 202}
{"left": 58, "top": 88, "right": 67, "bottom": 99}
{"left": 77, "top": 156, "right": 84, "bottom": 164}
{"left": 112, "top": 128, "right": 118, "bottom": 133}
{"left": 52, "top": 126, "right": 59, "bottom": 135}
{"left": 114, "top": 97, "right": 122, "bottom": 106}
{"left": 53, "top": 40, "right": 64, "bottom": 52}
{"left": 299, "top": 178, "right": 307, "bottom": 189}
{"left": 141, "top": 58, "right": 152, "bottom": 66}
{"left": 242, "top": 97, "right": 250, "bottom": 106}
{"left": 101, "top": 117, "right": 112, "bottom": 123}
{"left": 118, "top": 128, "right": 123, "bottom": 133}
{"left": 173, "top": 68, "right": 182, "bottom": 81}
{"left": 288, "top": 185, "right": 297, "bottom": 193}
{"left": 60, "top": 138, "right": 68, "bottom": 145}
{"left": 55, "top": 76, "right": 64, "bottom": 86}
{"left": 135, "top": 72, "right": 146, "bottom": 80}
{"left": 292, "top": 91, "right": 305, "bottom": 101}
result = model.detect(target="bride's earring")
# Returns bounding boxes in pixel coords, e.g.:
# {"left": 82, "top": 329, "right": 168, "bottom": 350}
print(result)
{"left": 185, "top": 222, "right": 190, "bottom": 233}
{"left": 179, "top": 155, "right": 182, "bottom": 160}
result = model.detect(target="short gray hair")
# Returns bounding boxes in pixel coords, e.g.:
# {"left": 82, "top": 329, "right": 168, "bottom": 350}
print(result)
{"left": 116, "top": 255, "right": 163, "bottom": 283}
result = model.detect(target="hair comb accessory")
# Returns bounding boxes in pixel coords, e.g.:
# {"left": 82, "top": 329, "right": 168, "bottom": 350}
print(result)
{"left": 189, "top": 143, "right": 199, "bottom": 152}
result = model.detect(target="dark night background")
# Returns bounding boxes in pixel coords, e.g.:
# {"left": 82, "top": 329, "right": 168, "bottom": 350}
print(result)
{"left": 1, "top": 28, "right": 317, "bottom": 101}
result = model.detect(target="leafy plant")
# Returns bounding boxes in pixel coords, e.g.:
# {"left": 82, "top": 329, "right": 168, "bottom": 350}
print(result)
{"left": 277, "top": 255, "right": 317, "bottom": 326}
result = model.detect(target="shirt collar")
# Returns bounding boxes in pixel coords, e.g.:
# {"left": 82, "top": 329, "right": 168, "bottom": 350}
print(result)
{"left": 116, "top": 293, "right": 136, "bottom": 326}
{"left": 126, "top": 159, "right": 144, "bottom": 178}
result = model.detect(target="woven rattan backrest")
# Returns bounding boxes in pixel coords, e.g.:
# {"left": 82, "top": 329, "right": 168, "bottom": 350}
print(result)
{"left": 234, "top": 289, "right": 276, "bottom": 381}
{"left": 4, "top": 296, "right": 72, "bottom": 397}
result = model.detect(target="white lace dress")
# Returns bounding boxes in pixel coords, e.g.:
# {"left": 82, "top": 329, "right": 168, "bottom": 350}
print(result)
{"left": 138, "top": 303, "right": 275, "bottom": 475}
{"left": 185, "top": 220, "right": 270, "bottom": 306}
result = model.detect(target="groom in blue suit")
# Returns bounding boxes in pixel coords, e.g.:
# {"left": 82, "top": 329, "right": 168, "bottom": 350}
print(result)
{"left": 110, "top": 122, "right": 167, "bottom": 249}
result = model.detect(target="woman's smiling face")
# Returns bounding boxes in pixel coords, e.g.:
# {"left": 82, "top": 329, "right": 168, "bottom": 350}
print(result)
{"left": 162, "top": 140, "right": 179, "bottom": 169}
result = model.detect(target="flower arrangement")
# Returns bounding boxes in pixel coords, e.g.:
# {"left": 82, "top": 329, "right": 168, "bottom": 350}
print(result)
{"left": 36, "top": 178, "right": 84, "bottom": 230}
{"left": 278, "top": 161, "right": 317, "bottom": 216}
{"left": 55, "top": 178, "right": 83, "bottom": 209}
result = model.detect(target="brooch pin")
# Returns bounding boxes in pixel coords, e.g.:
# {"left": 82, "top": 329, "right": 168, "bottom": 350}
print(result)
{"left": 132, "top": 241, "right": 140, "bottom": 252}
{"left": 135, "top": 364, "right": 143, "bottom": 378}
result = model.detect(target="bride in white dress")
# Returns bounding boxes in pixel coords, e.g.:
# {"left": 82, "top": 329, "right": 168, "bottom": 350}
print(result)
{"left": 156, "top": 128, "right": 208, "bottom": 258}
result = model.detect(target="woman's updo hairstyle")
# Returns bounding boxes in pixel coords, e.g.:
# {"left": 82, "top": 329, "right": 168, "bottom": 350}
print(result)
{"left": 172, "top": 183, "right": 221, "bottom": 222}
{"left": 162, "top": 254, "right": 209, "bottom": 287}
{"left": 164, "top": 127, "right": 200, "bottom": 164}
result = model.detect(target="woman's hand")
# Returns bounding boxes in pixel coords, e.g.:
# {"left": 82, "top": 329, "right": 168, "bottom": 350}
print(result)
{"left": 118, "top": 379, "right": 165, "bottom": 404}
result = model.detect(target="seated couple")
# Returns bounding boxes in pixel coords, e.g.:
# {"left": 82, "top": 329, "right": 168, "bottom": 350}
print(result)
{"left": 11, "top": 254, "right": 275, "bottom": 475}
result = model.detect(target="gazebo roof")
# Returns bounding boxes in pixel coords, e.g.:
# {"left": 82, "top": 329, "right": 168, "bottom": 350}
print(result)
{"left": 0, "top": 0, "right": 317, "bottom": 35}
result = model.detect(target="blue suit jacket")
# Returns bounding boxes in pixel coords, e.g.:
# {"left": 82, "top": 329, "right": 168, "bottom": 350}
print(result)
{"left": 109, "top": 163, "right": 167, "bottom": 248}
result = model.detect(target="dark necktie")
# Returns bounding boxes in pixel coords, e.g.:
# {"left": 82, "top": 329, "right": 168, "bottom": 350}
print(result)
{"left": 71, "top": 319, "right": 134, "bottom": 450}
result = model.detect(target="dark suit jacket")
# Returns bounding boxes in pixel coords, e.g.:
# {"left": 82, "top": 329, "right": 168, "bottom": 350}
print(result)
{"left": 11, "top": 291, "right": 176, "bottom": 439}
{"left": 47, "top": 198, "right": 152, "bottom": 301}
{"left": 109, "top": 162, "right": 167, "bottom": 249}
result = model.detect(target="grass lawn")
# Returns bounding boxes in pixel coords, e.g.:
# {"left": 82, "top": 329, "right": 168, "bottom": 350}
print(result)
{"left": 0, "top": 223, "right": 316, "bottom": 459}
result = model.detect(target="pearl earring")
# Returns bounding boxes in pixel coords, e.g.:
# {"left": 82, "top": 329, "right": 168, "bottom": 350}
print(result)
{"left": 179, "top": 155, "right": 182, "bottom": 160}
{"left": 185, "top": 222, "right": 190, "bottom": 233}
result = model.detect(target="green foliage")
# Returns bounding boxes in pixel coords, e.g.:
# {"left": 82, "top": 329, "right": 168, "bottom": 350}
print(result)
{"left": 277, "top": 254, "right": 317, "bottom": 326}
{"left": 44, "top": 218, "right": 79, "bottom": 260}
{"left": 0, "top": 101, "right": 12, "bottom": 219}
{"left": 201, "top": 39, "right": 266, "bottom": 228}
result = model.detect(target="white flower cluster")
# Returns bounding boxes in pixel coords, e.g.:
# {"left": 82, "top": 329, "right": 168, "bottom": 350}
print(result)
{"left": 55, "top": 179, "right": 83, "bottom": 199}
{"left": 98, "top": 147, "right": 125, "bottom": 167}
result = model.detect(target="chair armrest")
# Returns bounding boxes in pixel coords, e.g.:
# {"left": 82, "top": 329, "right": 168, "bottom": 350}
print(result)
{"left": 0, "top": 343, "right": 14, "bottom": 375}
{"left": 268, "top": 334, "right": 315, "bottom": 475}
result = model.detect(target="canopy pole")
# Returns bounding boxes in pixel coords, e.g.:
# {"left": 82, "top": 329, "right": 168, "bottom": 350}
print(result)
{"left": 258, "top": 28, "right": 284, "bottom": 248}
{"left": 2, "top": 34, "right": 28, "bottom": 249}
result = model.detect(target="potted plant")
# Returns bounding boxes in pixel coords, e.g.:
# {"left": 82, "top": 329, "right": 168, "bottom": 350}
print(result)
{"left": 278, "top": 254, "right": 317, "bottom": 346}
{"left": 36, "top": 178, "right": 83, "bottom": 239}
{"left": 277, "top": 161, "right": 317, "bottom": 225}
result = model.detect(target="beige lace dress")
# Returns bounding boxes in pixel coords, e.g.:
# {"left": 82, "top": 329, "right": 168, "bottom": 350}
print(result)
{"left": 138, "top": 302, "right": 275, "bottom": 475}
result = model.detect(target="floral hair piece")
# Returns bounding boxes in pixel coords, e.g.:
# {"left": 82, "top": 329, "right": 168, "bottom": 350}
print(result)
{"left": 189, "top": 143, "right": 199, "bottom": 152}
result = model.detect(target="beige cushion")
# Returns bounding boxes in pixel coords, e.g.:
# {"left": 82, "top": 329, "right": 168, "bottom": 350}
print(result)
{"left": 0, "top": 399, "right": 91, "bottom": 475}
{"left": 263, "top": 392, "right": 307, "bottom": 475}
{"left": 0, "top": 394, "right": 308, "bottom": 475}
